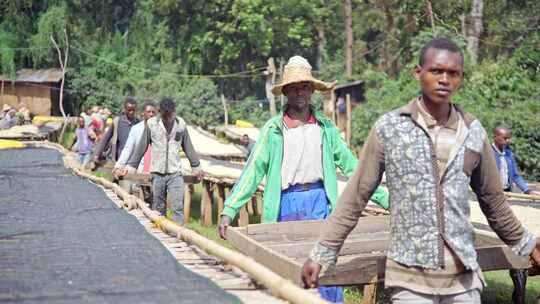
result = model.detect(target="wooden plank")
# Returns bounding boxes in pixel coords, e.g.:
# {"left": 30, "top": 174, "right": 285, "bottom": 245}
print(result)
{"left": 200, "top": 181, "right": 213, "bottom": 227}
{"left": 362, "top": 283, "right": 381, "bottom": 304}
{"left": 319, "top": 254, "right": 384, "bottom": 285}
{"left": 245, "top": 216, "right": 389, "bottom": 237}
{"left": 184, "top": 184, "right": 192, "bottom": 222}
{"left": 267, "top": 238, "right": 388, "bottom": 259}
{"left": 228, "top": 226, "right": 304, "bottom": 285}
{"left": 231, "top": 217, "right": 530, "bottom": 286}
{"left": 477, "top": 245, "right": 530, "bottom": 270}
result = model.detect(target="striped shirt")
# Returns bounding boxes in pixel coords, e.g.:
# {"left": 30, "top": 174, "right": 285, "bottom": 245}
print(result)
{"left": 384, "top": 98, "right": 484, "bottom": 295}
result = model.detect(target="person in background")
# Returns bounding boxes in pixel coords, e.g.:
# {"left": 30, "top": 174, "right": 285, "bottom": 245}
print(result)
{"left": 218, "top": 55, "right": 389, "bottom": 303}
{"left": 114, "top": 100, "right": 157, "bottom": 203}
{"left": 17, "top": 102, "right": 31, "bottom": 125}
{"left": 90, "top": 97, "right": 139, "bottom": 165}
{"left": 0, "top": 108, "right": 17, "bottom": 130}
{"left": 72, "top": 116, "right": 96, "bottom": 166}
{"left": 1, "top": 104, "right": 10, "bottom": 119}
{"left": 492, "top": 125, "right": 540, "bottom": 196}
{"left": 240, "top": 134, "right": 254, "bottom": 160}
{"left": 126, "top": 98, "right": 202, "bottom": 225}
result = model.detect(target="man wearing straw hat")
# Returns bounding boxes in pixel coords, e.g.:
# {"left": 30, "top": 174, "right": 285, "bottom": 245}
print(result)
{"left": 218, "top": 55, "right": 389, "bottom": 303}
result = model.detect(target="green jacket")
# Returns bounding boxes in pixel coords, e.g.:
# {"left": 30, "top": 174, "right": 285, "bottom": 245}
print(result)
{"left": 222, "top": 110, "right": 389, "bottom": 222}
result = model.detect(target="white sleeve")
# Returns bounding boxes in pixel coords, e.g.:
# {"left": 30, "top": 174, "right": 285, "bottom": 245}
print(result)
{"left": 115, "top": 127, "right": 137, "bottom": 168}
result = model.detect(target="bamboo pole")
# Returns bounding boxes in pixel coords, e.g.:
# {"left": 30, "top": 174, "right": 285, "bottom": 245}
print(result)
{"left": 505, "top": 192, "right": 540, "bottom": 201}
{"left": 39, "top": 141, "right": 327, "bottom": 304}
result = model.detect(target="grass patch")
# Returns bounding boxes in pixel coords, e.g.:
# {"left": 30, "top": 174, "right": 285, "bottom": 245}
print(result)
{"left": 59, "top": 126, "right": 75, "bottom": 149}
{"left": 183, "top": 183, "right": 235, "bottom": 250}
{"left": 342, "top": 271, "right": 540, "bottom": 303}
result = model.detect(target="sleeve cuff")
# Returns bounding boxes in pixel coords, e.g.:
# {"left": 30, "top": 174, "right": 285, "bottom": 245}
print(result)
{"left": 511, "top": 227, "right": 536, "bottom": 257}
{"left": 221, "top": 206, "right": 237, "bottom": 220}
{"left": 309, "top": 242, "right": 338, "bottom": 267}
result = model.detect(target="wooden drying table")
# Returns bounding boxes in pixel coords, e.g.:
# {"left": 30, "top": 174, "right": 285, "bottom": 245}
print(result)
{"left": 228, "top": 216, "right": 531, "bottom": 303}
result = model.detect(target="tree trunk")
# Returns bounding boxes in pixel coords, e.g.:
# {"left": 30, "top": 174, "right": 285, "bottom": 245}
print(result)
{"left": 316, "top": 24, "right": 326, "bottom": 70}
{"left": 379, "top": 0, "right": 396, "bottom": 78}
{"left": 467, "top": 0, "right": 484, "bottom": 64}
{"left": 265, "top": 57, "right": 277, "bottom": 117}
{"left": 344, "top": 0, "right": 353, "bottom": 77}
{"left": 426, "top": 1, "right": 435, "bottom": 32}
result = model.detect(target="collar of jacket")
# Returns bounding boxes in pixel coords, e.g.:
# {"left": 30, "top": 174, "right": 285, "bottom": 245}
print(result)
{"left": 397, "top": 96, "right": 477, "bottom": 127}
{"left": 269, "top": 105, "right": 331, "bottom": 131}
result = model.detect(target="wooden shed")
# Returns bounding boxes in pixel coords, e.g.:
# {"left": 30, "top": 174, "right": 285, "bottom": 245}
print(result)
{"left": 0, "top": 69, "right": 63, "bottom": 116}
{"left": 323, "top": 80, "right": 365, "bottom": 145}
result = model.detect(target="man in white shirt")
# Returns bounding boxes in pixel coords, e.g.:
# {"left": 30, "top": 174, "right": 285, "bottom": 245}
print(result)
{"left": 113, "top": 100, "right": 157, "bottom": 199}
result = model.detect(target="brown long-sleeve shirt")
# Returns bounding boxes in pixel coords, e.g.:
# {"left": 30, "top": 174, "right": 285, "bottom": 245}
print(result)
{"left": 310, "top": 98, "right": 535, "bottom": 286}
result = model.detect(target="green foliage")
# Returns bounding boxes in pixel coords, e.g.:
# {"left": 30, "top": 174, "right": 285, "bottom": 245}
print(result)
{"left": 0, "top": 29, "right": 17, "bottom": 78}
{"left": 175, "top": 77, "right": 222, "bottom": 128}
{"left": 30, "top": 5, "right": 68, "bottom": 66}
{"left": 228, "top": 97, "right": 270, "bottom": 128}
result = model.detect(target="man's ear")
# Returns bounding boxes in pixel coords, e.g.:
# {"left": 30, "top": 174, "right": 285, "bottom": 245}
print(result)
{"left": 414, "top": 65, "right": 422, "bottom": 81}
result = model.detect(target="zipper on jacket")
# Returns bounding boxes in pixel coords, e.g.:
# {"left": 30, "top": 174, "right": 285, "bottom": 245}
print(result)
{"left": 165, "top": 134, "right": 169, "bottom": 173}
{"left": 411, "top": 119, "right": 445, "bottom": 267}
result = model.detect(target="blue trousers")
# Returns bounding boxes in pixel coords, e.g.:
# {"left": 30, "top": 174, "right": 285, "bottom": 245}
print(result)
{"left": 279, "top": 182, "right": 344, "bottom": 304}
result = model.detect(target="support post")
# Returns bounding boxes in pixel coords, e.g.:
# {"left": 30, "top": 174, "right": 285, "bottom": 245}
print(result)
{"left": 265, "top": 57, "right": 277, "bottom": 117}
{"left": 183, "top": 184, "right": 193, "bottom": 223}
{"left": 346, "top": 93, "right": 352, "bottom": 146}
{"left": 200, "top": 181, "right": 213, "bottom": 227}
{"left": 216, "top": 184, "right": 226, "bottom": 218}
{"left": 238, "top": 206, "right": 249, "bottom": 227}
{"left": 362, "top": 282, "right": 382, "bottom": 304}
{"left": 221, "top": 93, "right": 228, "bottom": 126}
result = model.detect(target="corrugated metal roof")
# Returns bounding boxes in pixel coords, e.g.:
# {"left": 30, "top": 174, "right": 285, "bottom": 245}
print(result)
{"left": 0, "top": 69, "right": 64, "bottom": 83}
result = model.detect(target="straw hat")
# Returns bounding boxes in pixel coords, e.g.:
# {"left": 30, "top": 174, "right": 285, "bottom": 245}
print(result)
{"left": 271, "top": 56, "right": 335, "bottom": 96}
{"left": 2, "top": 104, "right": 11, "bottom": 112}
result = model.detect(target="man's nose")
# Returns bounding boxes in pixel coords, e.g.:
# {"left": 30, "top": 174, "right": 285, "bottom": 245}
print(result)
{"left": 439, "top": 73, "right": 450, "bottom": 84}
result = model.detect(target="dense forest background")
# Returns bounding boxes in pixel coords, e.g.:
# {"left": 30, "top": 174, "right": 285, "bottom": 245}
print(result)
{"left": 0, "top": 0, "right": 539, "bottom": 179}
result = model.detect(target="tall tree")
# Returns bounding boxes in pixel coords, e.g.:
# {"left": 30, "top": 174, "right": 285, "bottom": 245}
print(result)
{"left": 467, "top": 0, "right": 484, "bottom": 64}
{"left": 344, "top": 0, "right": 353, "bottom": 77}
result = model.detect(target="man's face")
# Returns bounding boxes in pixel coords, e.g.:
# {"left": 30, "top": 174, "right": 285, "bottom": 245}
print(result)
{"left": 415, "top": 48, "right": 463, "bottom": 105}
{"left": 143, "top": 106, "right": 156, "bottom": 121}
{"left": 241, "top": 135, "right": 249, "bottom": 146}
{"left": 78, "top": 117, "right": 85, "bottom": 128}
{"left": 283, "top": 81, "right": 314, "bottom": 111}
{"left": 124, "top": 103, "right": 137, "bottom": 120}
{"left": 160, "top": 110, "right": 174, "bottom": 122}
{"left": 494, "top": 129, "right": 512, "bottom": 150}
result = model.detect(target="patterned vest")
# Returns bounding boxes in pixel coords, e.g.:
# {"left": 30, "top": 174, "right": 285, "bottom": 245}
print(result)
{"left": 147, "top": 116, "right": 186, "bottom": 174}
{"left": 375, "top": 108, "right": 486, "bottom": 270}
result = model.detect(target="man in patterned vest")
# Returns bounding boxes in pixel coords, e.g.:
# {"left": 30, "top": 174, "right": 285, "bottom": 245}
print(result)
{"left": 302, "top": 38, "right": 540, "bottom": 303}
{"left": 126, "top": 98, "right": 202, "bottom": 225}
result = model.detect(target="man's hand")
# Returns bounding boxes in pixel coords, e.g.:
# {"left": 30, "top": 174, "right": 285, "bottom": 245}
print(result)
{"left": 301, "top": 258, "right": 322, "bottom": 288}
{"left": 113, "top": 168, "right": 128, "bottom": 179}
{"left": 195, "top": 171, "right": 204, "bottom": 182}
{"left": 528, "top": 190, "right": 540, "bottom": 196}
{"left": 218, "top": 215, "right": 232, "bottom": 240}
